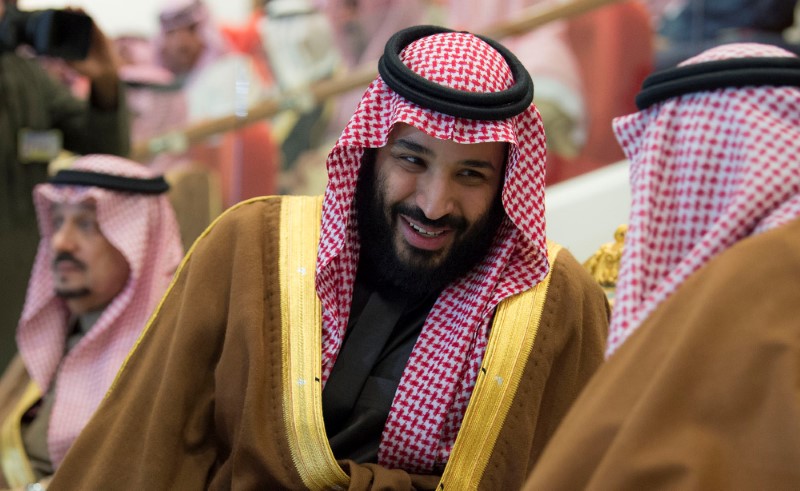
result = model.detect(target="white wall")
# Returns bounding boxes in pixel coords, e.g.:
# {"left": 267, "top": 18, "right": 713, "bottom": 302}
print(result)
{"left": 544, "top": 160, "right": 631, "bottom": 263}
{"left": 19, "top": 0, "right": 250, "bottom": 37}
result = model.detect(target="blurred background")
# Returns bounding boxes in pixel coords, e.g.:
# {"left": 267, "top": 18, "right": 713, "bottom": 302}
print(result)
{"left": 12, "top": 0, "right": 800, "bottom": 263}
{"left": 2, "top": 0, "right": 799, "bottom": 371}
{"left": 21, "top": 0, "right": 250, "bottom": 36}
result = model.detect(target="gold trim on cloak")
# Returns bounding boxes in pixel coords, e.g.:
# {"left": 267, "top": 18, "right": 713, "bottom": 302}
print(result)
{"left": 437, "top": 242, "right": 561, "bottom": 490}
{"left": 0, "top": 381, "right": 41, "bottom": 486}
{"left": 280, "top": 195, "right": 349, "bottom": 490}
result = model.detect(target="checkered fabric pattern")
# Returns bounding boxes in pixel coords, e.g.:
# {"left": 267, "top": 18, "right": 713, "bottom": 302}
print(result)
{"left": 16, "top": 155, "right": 184, "bottom": 466}
{"left": 608, "top": 43, "right": 800, "bottom": 357}
{"left": 316, "top": 31, "right": 549, "bottom": 472}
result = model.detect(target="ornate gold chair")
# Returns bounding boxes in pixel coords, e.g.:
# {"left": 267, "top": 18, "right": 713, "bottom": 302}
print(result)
{"left": 582, "top": 224, "right": 627, "bottom": 308}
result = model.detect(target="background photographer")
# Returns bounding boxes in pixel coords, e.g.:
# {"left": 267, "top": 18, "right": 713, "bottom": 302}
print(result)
{"left": 0, "top": 0, "right": 129, "bottom": 373}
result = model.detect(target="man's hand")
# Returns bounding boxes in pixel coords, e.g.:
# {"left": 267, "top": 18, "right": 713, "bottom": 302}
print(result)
{"left": 66, "top": 8, "right": 120, "bottom": 110}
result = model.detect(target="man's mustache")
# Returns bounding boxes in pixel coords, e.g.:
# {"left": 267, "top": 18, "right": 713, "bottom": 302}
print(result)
{"left": 52, "top": 252, "right": 87, "bottom": 271}
{"left": 392, "top": 203, "right": 467, "bottom": 231}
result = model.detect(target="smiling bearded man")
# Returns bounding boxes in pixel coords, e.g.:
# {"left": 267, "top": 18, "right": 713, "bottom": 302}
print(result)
{"left": 0, "top": 155, "right": 183, "bottom": 489}
{"left": 49, "top": 26, "right": 609, "bottom": 490}
{"left": 355, "top": 129, "right": 506, "bottom": 298}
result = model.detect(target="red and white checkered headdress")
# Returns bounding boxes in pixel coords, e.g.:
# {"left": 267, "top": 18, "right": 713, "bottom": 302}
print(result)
{"left": 608, "top": 43, "right": 800, "bottom": 357}
{"left": 317, "top": 28, "right": 549, "bottom": 472}
{"left": 16, "top": 155, "right": 184, "bottom": 466}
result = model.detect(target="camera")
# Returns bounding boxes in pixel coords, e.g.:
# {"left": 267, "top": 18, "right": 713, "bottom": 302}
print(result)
{"left": 0, "top": 6, "right": 92, "bottom": 60}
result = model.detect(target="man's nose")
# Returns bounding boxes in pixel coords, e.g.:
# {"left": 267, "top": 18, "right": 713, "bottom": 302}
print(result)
{"left": 415, "top": 173, "right": 455, "bottom": 221}
{"left": 51, "top": 224, "right": 77, "bottom": 253}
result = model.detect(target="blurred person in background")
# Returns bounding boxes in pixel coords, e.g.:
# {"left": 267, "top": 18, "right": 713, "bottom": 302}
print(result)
{"left": 155, "top": 0, "right": 281, "bottom": 206}
{"left": 115, "top": 34, "right": 187, "bottom": 158}
{"left": 0, "top": 0, "right": 129, "bottom": 373}
{"left": 0, "top": 155, "right": 183, "bottom": 489}
{"left": 259, "top": 0, "right": 341, "bottom": 178}
{"left": 558, "top": 0, "right": 653, "bottom": 182}
{"left": 115, "top": 33, "right": 221, "bottom": 248}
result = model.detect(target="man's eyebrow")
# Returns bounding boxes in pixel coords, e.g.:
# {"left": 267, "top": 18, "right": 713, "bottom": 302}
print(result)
{"left": 392, "top": 138, "right": 434, "bottom": 156}
{"left": 392, "top": 137, "right": 500, "bottom": 171}
{"left": 50, "top": 201, "right": 96, "bottom": 212}
{"left": 461, "top": 159, "right": 497, "bottom": 171}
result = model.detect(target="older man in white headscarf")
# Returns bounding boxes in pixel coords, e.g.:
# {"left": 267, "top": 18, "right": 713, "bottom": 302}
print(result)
{"left": 0, "top": 155, "right": 183, "bottom": 489}
{"left": 154, "top": 0, "right": 281, "bottom": 205}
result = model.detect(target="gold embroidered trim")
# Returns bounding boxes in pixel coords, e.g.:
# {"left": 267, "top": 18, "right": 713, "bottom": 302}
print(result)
{"left": 280, "top": 195, "right": 349, "bottom": 490}
{"left": 438, "top": 242, "right": 563, "bottom": 490}
{"left": 0, "top": 382, "right": 41, "bottom": 486}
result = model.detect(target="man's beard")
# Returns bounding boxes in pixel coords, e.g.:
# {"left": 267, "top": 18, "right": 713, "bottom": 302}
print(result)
{"left": 52, "top": 252, "right": 91, "bottom": 299}
{"left": 355, "top": 150, "right": 505, "bottom": 299}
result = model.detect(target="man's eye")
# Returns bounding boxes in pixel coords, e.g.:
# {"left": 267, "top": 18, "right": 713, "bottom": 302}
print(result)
{"left": 397, "top": 155, "right": 424, "bottom": 165}
{"left": 77, "top": 219, "right": 98, "bottom": 232}
{"left": 459, "top": 169, "right": 487, "bottom": 181}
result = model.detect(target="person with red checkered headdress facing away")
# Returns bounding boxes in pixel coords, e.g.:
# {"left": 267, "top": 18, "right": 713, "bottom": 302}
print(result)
{"left": 49, "top": 26, "right": 609, "bottom": 490}
{"left": 0, "top": 155, "right": 183, "bottom": 489}
{"left": 523, "top": 42, "right": 800, "bottom": 490}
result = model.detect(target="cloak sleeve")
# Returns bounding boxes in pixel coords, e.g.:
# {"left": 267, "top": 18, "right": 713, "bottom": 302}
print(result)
{"left": 523, "top": 219, "right": 800, "bottom": 490}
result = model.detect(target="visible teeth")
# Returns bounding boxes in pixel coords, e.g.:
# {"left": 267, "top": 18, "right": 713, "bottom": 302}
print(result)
{"left": 407, "top": 220, "right": 444, "bottom": 237}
